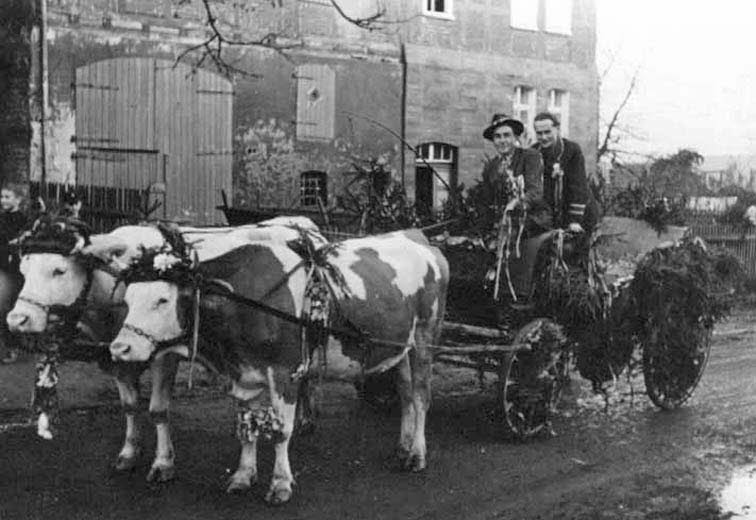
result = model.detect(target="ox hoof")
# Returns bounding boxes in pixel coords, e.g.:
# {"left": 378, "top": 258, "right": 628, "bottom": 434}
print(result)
{"left": 146, "top": 465, "right": 176, "bottom": 483}
{"left": 296, "top": 418, "right": 316, "bottom": 437}
{"left": 398, "top": 450, "right": 426, "bottom": 473}
{"left": 226, "top": 476, "right": 256, "bottom": 494}
{"left": 265, "top": 487, "right": 292, "bottom": 505}
{"left": 113, "top": 455, "right": 139, "bottom": 472}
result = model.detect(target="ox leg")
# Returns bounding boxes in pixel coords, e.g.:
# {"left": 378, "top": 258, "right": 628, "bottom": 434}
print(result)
{"left": 266, "top": 393, "right": 297, "bottom": 504}
{"left": 227, "top": 432, "right": 259, "bottom": 494}
{"left": 407, "top": 346, "right": 432, "bottom": 472}
{"left": 396, "top": 356, "right": 416, "bottom": 466}
{"left": 228, "top": 381, "right": 261, "bottom": 494}
{"left": 146, "top": 353, "right": 180, "bottom": 483}
{"left": 294, "top": 376, "right": 316, "bottom": 436}
{"left": 113, "top": 365, "right": 143, "bottom": 471}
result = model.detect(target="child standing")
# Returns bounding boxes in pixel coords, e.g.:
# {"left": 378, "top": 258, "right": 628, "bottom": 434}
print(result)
{"left": 0, "top": 183, "right": 29, "bottom": 363}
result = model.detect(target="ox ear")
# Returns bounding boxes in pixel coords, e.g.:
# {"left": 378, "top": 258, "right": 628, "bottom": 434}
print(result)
{"left": 81, "top": 236, "right": 130, "bottom": 264}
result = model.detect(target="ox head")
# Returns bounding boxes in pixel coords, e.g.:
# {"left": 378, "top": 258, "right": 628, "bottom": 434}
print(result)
{"left": 110, "top": 248, "right": 198, "bottom": 362}
{"left": 7, "top": 216, "right": 96, "bottom": 333}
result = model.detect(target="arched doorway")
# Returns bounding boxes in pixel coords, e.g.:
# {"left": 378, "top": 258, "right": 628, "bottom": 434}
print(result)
{"left": 415, "top": 142, "right": 457, "bottom": 216}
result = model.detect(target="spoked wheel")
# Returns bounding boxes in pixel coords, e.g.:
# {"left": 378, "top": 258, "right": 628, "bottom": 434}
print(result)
{"left": 643, "top": 325, "right": 712, "bottom": 410}
{"left": 498, "top": 318, "right": 569, "bottom": 439}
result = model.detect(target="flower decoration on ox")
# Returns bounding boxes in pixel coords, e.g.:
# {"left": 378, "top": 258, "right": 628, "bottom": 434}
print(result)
{"left": 120, "top": 245, "right": 198, "bottom": 286}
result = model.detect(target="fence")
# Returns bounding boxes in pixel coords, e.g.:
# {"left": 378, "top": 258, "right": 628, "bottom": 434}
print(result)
{"left": 29, "top": 181, "right": 154, "bottom": 233}
{"left": 688, "top": 220, "right": 756, "bottom": 277}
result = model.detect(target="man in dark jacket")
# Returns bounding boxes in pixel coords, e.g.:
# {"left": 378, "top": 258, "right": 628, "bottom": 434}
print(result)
{"left": 532, "top": 112, "right": 599, "bottom": 234}
{"left": 480, "top": 113, "right": 551, "bottom": 233}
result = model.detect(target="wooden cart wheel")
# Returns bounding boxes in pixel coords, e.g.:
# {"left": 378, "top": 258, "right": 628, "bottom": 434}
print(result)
{"left": 643, "top": 326, "right": 712, "bottom": 410}
{"left": 498, "top": 318, "right": 569, "bottom": 439}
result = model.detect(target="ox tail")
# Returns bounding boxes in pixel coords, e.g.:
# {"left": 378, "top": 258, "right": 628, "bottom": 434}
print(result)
{"left": 363, "top": 345, "right": 412, "bottom": 376}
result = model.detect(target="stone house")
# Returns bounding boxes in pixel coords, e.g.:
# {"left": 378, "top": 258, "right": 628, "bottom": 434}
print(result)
{"left": 5, "top": 0, "right": 597, "bottom": 225}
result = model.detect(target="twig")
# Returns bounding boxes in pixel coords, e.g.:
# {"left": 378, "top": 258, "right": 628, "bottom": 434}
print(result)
{"left": 341, "top": 110, "right": 454, "bottom": 196}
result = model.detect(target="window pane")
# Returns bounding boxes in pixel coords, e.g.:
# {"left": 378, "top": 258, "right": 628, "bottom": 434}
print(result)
{"left": 434, "top": 0, "right": 445, "bottom": 12}
{"left": 545, "top": 0, "right": 572, "bottom": 34}
{"left": 511, "top": 0, "right": 538, "bottom": 30}
{"left": 300, "top": 171, "right": 327, "bottom": 207}
{"left": 551, "top": 89, "right": 563, "bottom": 108}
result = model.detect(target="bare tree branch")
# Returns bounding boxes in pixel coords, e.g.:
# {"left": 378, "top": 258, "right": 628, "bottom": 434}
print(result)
{"left": 174, "top": 0, "right": 411, "bottom": 75}
{"left": 598, "top": 68, "right": 639, "bottom": 160}
{"left": 329, "top": 0, "right": 385, "bottom": 30}
{"left": 341, "top": 110, "right": 453, "bottom": 196}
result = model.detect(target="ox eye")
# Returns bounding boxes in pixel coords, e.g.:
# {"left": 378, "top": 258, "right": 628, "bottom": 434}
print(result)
{"left": 154, "top": 297, "right": 169, "bottom": 308}
{"left": 52, "top": 268, "right": 66, "bottom": 277}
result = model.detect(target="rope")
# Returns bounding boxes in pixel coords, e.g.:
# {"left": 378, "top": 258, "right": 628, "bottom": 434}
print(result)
{"left": 187, "top": 285, "right": 202, "bottom": 389}
{"left": 551, "top": 138, "right": 565, "bottom": 225}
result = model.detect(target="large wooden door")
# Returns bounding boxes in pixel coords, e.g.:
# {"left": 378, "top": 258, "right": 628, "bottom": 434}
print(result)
{"left": 75, "top": 58, "right": 233, "bottom": 225}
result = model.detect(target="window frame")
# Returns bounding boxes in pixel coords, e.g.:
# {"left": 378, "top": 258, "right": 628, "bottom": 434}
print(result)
{"left": 513, "top": 85, "right": 537, "bottom": 145}
{"left": 299, "top": 170, "right": 328, "bottom": 208}
{"left": 548, "top": 89, "right": 570, "bottom": 138}
{"left": 544, "top": 0, "right": 573, "bottom": 35}
{"left": 509, "top": 0, "right": 539, "bottom": 31}
{"left": 422, "top": 0, "right": 454, "bottom": 21}
{"left": 415, "top": 142, "right": 458, "bottom": 212}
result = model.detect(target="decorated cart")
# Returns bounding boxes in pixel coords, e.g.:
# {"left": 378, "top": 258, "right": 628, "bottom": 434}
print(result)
{"left": 357, "top": 215, "right": 740, "bottom": 439}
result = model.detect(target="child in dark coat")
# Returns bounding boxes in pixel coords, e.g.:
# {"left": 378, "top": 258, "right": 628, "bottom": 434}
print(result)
{"left": 0, "top": 183, "right": 29, "bottom": 363}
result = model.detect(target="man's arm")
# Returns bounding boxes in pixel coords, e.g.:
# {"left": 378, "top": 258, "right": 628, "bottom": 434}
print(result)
{"left": 520, "top": 148, "right": 544, "bottom": 207}
{"left": 564, "top": 142, "right": 589, "bottom": 226}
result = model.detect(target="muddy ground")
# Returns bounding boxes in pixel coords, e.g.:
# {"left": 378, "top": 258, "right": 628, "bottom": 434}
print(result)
{"left": 3, "top": 307, "right": 756, "bottom": 519}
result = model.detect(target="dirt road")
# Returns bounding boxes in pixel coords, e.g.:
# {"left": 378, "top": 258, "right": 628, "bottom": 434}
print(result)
{"left": 2, "top": 309, "right": 756, "bottom": 519}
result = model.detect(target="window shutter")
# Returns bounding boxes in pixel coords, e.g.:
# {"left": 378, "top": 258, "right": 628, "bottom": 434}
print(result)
{"left": 296, "top": 64, "right": 335, "bottom": 141}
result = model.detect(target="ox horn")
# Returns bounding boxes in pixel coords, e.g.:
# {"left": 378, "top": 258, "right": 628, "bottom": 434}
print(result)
{"left": 70, "top": 234, "right": 87, "bottom": 254}
{"left": 81, "top": 237, "right": 130, "bottom": 264}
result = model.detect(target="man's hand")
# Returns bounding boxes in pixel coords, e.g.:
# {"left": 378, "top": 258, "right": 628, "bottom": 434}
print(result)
{"left": 567, "top": 222, "right": 584, "bottom": 234}
{"left": 504, "top": 198, "right": 524, "bottom": 213}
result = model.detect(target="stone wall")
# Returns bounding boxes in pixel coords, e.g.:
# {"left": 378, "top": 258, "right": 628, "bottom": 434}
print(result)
{"left": 0, "top": 0, "right": 35, "bottom": 187}
{"left": 34, "top": 0, "right": 597, "bottom": 217}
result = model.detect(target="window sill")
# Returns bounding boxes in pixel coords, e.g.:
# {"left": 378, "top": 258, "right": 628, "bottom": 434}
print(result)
{"left": 544, "top": 28, "right": 572, "bottom": 37}
{"left": 509, "top": 24, "right": 540, "bottom": 33}
{"left": 422, "top": 10, "right": 455, "bottom": 21}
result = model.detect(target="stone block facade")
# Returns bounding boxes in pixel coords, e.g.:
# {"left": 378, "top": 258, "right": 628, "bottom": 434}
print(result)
{"left": 25, "top": 0, "right": 596, "bottom": 222}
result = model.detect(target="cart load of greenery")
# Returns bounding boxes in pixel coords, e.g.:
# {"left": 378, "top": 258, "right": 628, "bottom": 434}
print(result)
{"left": 533, "top": 233, "right": 742, "bottom": 392}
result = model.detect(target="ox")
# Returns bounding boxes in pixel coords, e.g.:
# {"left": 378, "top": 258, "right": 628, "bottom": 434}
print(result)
{"left": 109, "top": 229, "right": 449, "bottom": 503}
{"left": 6, "top": 216, "right": 324, "bottom": 482}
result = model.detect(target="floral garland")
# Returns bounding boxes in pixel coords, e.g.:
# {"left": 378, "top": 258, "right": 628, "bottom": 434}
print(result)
{"left": 119, "top": 244, "right": 198, "bottom": 287}
{"left": 15, "top": 214, "right": 92, "bottom": 255}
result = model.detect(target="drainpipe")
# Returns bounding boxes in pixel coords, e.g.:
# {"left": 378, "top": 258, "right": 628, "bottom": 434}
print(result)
{"left": 400, "top": 41, "right": 407, "bottom": 188}
{"left": 38, "top": 0, "right": 48, "bottom": 190}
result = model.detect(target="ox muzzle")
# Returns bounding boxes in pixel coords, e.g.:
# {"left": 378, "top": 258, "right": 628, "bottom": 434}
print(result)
{"left": 110, "top": 323, "right": 189, "bottom": 363}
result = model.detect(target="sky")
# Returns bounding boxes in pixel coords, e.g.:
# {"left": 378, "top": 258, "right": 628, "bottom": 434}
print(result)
{"left": 597, "top": 0, "right": 756, "bottom": 159}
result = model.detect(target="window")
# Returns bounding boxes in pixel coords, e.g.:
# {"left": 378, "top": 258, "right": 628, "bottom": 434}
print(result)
{"left": 300, "top": 170, "right": 327, "bottom": 207}
{"left": 423, "top": 0, "right": 454, "bottom": 19}
{"left": 545, "top": 0, "right": 572, "bottom": 35}
{"left": 415, "top": 142, "right": 457, "bottom": 215}
{"left": 513, "top": 86, "right": 536, "bottom": 144}
{"left": 510, "top": 0, "right": 538, "bottom": 30}
{"left": 548, "top": 89, "right": 570, "bottom": 137}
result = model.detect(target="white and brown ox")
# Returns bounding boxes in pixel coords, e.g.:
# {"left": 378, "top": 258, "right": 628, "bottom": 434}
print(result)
{"left": 6, "top": 216, "right": 324, "bottom": 482}
{"left": 109, "top": 229, "right": 449, "bottom": 503}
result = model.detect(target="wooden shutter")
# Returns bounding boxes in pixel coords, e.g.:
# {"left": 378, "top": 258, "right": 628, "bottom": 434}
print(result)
{"left": 296, "top": 64, "right": 335, "bottom": 141}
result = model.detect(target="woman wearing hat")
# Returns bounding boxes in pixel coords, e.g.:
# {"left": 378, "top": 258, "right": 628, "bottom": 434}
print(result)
{"left": 480, "top": 113, "right": 550, "bottom": 233}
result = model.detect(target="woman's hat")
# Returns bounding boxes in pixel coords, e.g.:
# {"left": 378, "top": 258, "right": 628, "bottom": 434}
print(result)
{"left": 483, "top": 113, "right": 524, "bottom": 140}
